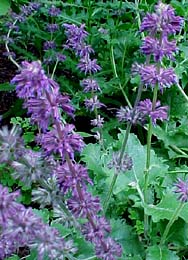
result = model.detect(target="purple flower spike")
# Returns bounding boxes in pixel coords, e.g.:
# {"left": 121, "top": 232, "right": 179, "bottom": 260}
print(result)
{"left": 141, "top": 36, "right": 177, "bottom": 61}
{"left": 91, "top": 115, "right": 104, "bottom": 128}
{"left": 0, "top": 185, "right": 22, "bottom": 226}
{"left": 174, "top": 178, "right": 188, "bottom": 202}
{"left": 56, "top": 162, "right": 93, "bottom": 194}
{"left": 81, "top": 78, "right": 101, "bottom": 92}
{"left": 48, "top": 5, "right": 61, "bottom": 16}
{"left": 46, "top": 23, "right": 59, "bottom": 33}
{"left": 82, "top": 216, "right": 111, "bottom": 243}
{"left": 25, "top": 90, "right": 74, "bottom": 131}
{"left": 43, "top": 40, "right": 56, "bottom": 50}
{"left": 37, "top": 124, "right": 84, "bottom": 159}
{"left": 85, "top": 96, "right": 105, "bottom": 111}
{"left": 11, "top": 61, "right": 50, "bottom": 98}
{"left": 63, "top": 23, "right": 88, "bottom": 53}
{"left": 138, "top": 99, "right": 168, "bottom": 125}
{"left": 139, "top": 65, "right": 177, "bottom": 90}
{"left": 117, "top": 106, "right": 145, "bottom": 125}
{"left": 95, "top": 237, "right": 122, "bottom": 260}
{"left": 141, "top": 2, "right": 183, "bottom": 35}
{"left": 67, "top": 190, "right": 101, "bottom": 218}
{"left": 78, "top": 56, "right": 101, "bottom": 74}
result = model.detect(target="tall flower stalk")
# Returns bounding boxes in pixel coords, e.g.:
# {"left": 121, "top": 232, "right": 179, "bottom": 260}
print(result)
{"left": 139, "top": 1, "right": 183, "bottom": 236}
{"left": 11, "top": 60, "right": 122, "bottom": 260}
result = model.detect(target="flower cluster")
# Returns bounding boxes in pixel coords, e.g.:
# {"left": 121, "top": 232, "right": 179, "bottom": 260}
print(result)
{"left": 174, "top": 178, "right": 188, "bottom": 203}
{"left": 0, "top": 184, "right": 76, "bottom": 260}
{"left": 64, "top": 24, "right": 104, "bottom": 129}
{"left": 119, "top": 2, "right": 183, "bottom": 126}
{"left": 11, "top": 60, "right": 122, "bottom": 260}
{"left": 117, "top": 99, "right": 168, "bottom": 125}
{"left": 138, "top": 1, "right": 183, "bottom": 91}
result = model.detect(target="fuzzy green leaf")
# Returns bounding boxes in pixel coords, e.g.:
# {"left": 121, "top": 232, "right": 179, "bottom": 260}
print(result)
{"left": 145, "top": 192, "right": 188, "bottom": 223}
{"left": 0, "top": 0, "right": 10, "bottom": 15}
{"left": 146, "top": 245, "right": 179, "bottom": 260}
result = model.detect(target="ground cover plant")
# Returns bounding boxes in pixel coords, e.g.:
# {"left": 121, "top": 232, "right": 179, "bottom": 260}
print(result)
{"left": 1, "top": 0, "right": 188, "bottom": 259}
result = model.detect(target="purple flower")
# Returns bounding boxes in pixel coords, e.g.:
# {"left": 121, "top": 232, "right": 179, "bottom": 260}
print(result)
{"left": 0, "top": 185, "right": 76, "bottom": 259}
{"left": 82, "top": 216, "right": 111, "bottom": 243}
{"left": 81, "top": 78, "right": 101, "bottom": 92}
{"left": 0, "top": 125, "right": 24, "bottom": 163}
{"left": 25, "top": 90, "right": 74, "bottom": 131}
{"left": 11, "top": 150, "right": 46, "bottom": 187}
{"left": 85, "top": 96, "right": 104, "bottom": 111}
{"left": 67, "top": 190, "right": 101, "bottom": 218}
{"left": 63, "top": 23, "right": 88, "bottom": 52}
{"left": 141, "top": 36, "right": 177, "bottom": 61}
{"left": 0, "top": 185, "right": 22, "bottom": 226}
{"left": 43, "top": 40, "right": 56, "bottom": 50}
{"left": 174, "top": 178, "right": 188, "bottom": 202}
{"left": 140, "top": 2, "right": 183, "bottom": 35}
{"left": 56, "top": 53, "right": 66, "bottom": 62}
{"left": 95, "top": 237, "right": 122, "bottom": 260}
{"left": 138, "top": 99, "right": 168, "bottom": 125}
{"left": 139, "top": 64, "right": 177, "bottom": 90}
{"left": 46, "top": 23, "right": 59, "bottom": 33}
{"left": 91, "top": 115, "right": 104, "bottom": 128}
{"left": 48, "top": 5, "right": 61, "bottom": 16}
{"left": 108, "top": 152, "right": 133, "bottom": 173}
{"left": 116, "top": 106, "right": 145, "bottom": 125}
{"left": 56, "top": 162, "right": 93, "bottom": 194}
{"left": 11, "top": 61, "right": 54, "bottom": 99}
{"left": 37, "top": 124, "right": 84, "bottom": 159}
{"left": 77, "top": 56, "right": 101, "bottom": 74}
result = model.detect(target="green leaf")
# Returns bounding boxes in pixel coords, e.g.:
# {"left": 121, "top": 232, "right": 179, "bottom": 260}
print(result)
{"left": 145, "top": 192, "right": 188, "bottom": 223}
{"left": 5, "top": 255, "right": 20, "bottom": 260}
{"left": 146, "top": 245, "right": 179, "bottom": 260}
{"left": 0, "top": 83, "right": 15, "bottom": 91}
{"left": 82, "top": 143, "right": 106, "bottom": 176}
{"left": 32, "top": 208, "right": 50, "bottom": 223}
{"left": 112, "top": 132, "right": 168, "bottom": 195}
{"left": 50, "top": 222, "right": 72, "bottom": 237}
{"left": 111, "top": 219, "right": 144, "bottom": 257}
{"left": 0, "top": 0, "right": 10, "bottom": 15}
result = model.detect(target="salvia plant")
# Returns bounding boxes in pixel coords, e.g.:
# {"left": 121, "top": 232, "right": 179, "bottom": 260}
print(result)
{"left": 1, "top": 0, "right": 188, "bottom": 260}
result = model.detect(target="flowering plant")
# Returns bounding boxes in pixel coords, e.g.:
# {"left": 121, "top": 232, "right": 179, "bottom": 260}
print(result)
{"left": 1, "top": 1, "right": 188, "bottom": 260}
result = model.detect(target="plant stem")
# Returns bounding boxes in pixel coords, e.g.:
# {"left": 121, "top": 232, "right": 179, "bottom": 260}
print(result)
{"left": 103, "top": 82, "right": 144, "bottom": 212}
{"left": 143, "top": 84, "right": 158, "bottom": 237}
{"left": 176, "top": 82, "right": 188, "bottom": 102}
{"left": 5, "top": 19, "right": 21, "bottom": 69}
{"left": 103, "top": 170, "right": 118, "bottom": 213}
{"left": 160, "top": 202, "right": 184, "bottom": 246}
{"left": 110, "top": 44, "right": 132, "bottom": 108}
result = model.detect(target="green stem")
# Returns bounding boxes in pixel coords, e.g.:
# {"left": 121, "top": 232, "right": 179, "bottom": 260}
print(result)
{"left": 110, "top": 44, "right": 132, "bottom": 108}
{"left": 103, "top": 171, "right": 118, "bottom": 213}
{"left": 51, "top": 59, "right": 59, "bottom": 79}
{"left": 160, "top": 203, "right": 184, "bottom": 246}
{"left": 143, "top": 84, "right": 158, "bottom": 237}
{"left": 176, "top": 82, "right": 188, "bottom": 103}
{"left": 5, "top": 19, "right": 20, "bottom": 69}
{"left": 167, "top": 170, "right": 188, "bottom": 174}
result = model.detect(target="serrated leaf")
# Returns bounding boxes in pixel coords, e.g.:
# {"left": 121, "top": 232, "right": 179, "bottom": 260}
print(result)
{"left": 50, "top": 222, "right": 72, "bottom": 237}
{"left": 32, "top": 208, "right": 50, "bottom": 223}
{"left": 146, "top": 245, "right": 179, "bottom": 260}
